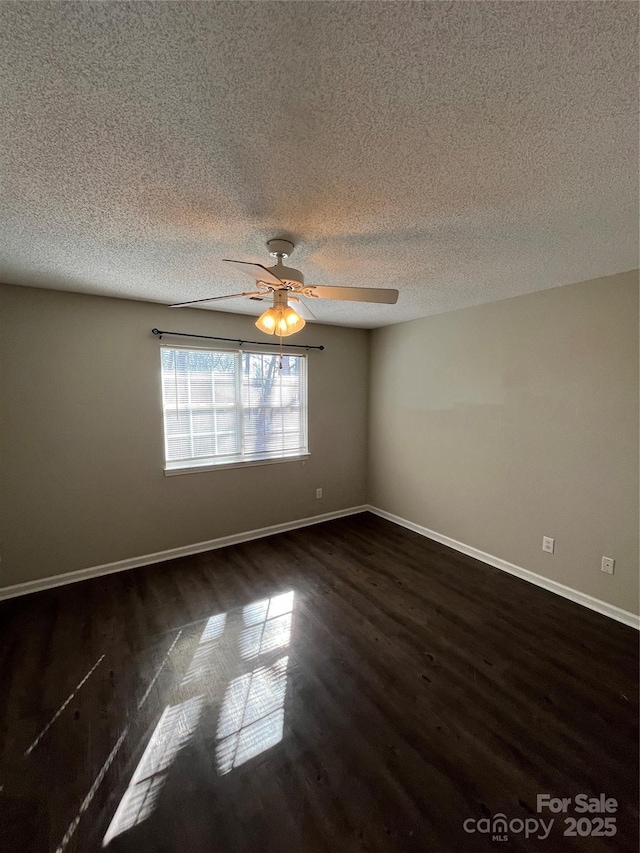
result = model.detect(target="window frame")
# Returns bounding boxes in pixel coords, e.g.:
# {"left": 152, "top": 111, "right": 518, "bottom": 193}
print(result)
{"left": 160, "top": 344, "right": 310, "bottom": 475}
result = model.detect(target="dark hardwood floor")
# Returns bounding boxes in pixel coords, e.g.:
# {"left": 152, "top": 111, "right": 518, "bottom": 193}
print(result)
{"left": 0, "top": 512, "right": 637, "bottom": 852}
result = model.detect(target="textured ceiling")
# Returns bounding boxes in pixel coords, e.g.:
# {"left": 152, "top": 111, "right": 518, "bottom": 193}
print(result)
{"left": 0, "top": 2, "right": 637, "bottom": 328}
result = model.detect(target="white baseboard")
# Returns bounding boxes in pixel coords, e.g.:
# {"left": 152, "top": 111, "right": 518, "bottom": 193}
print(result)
{"left": 0, "top": 505, "right": 369, "bottom": 602}
{"left": 367, "top": 506, "right": 640, "bottom": 630}
{"left": 3, "top": 504, "right": 637, "bottom": 630}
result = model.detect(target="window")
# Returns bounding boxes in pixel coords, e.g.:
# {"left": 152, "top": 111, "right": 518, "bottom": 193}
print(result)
{"left": 161, "top": 347, "right": 308, "bottom": 472}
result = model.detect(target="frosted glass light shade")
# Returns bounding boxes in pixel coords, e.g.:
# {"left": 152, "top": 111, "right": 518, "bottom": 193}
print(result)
{"left": 255, "top": 307, "right": 279, "bottom": 334}
{"left": 255, "top": 305, "right": 305, "bottom": 337}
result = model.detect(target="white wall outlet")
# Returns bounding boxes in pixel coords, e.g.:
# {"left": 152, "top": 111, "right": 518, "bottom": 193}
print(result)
{"left": 601, "top": 556, "right": 615, "bottom": 575}
{"left": 542, "top": 536, "right": 555, "bottom": 554}
{"left": 316, "top": 488, "right": 323, "bottom": 499}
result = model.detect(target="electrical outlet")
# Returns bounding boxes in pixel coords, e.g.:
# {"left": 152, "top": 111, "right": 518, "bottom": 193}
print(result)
{"left": 542, "top": 536, "right": 555, "bottom": 554}
{"left": 601, "top": 556, "right": 615, "bottom": 575}
{"left": 316, "top": 488, "right": 323, "bottom": 499}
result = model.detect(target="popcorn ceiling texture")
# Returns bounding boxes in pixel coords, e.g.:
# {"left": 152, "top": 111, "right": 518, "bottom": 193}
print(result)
{"left": 0, "top": 1, "right": 637, "bottom": 327}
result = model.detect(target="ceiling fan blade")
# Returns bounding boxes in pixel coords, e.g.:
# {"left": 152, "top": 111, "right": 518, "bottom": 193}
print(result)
{"left": 289, "top": 295, "right": 316, "bottom": 321}
{"left": 169, "top": 291, "right": 262, "bottom": 308}
{"left": 222, "top": 259, "right": 284, "bottom": 286}
{"left": 303, "top": 285, "right": 399, "bottom": 304}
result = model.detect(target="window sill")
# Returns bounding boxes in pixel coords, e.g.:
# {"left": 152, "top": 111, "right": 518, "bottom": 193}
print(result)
{"left": 164, "top": 454, "right": 310, "bottom": 476}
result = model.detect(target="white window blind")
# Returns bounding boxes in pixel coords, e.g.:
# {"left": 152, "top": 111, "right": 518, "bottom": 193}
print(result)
{"left": 161, "top": 348, "right": 308, "bottom": 470}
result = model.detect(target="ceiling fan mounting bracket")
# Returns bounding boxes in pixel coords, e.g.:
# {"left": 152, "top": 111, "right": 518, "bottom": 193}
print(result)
{"left": 266, "top": 238, "right": 295, "bottom": 260}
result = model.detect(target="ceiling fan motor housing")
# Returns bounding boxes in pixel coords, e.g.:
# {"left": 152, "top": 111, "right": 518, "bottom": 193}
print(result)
{"left": 268, "top": 262, "right": 304, "bottom": 286}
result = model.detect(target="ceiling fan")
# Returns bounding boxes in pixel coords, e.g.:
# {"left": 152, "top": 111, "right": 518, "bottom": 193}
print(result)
{"left": 169, "top": 239, "right": 399, "bottom": 337}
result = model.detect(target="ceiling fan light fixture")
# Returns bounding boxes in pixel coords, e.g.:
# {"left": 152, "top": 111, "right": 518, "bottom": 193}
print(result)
{"left": 255, "top": 293, "right": 306, "bottom": 337}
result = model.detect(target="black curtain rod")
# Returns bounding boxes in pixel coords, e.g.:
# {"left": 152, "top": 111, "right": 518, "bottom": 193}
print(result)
{"left": 151, "top": 328, "right": 324, "bottom": 351}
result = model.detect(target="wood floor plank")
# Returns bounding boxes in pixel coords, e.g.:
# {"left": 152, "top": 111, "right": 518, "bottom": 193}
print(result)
{"left": 0, "top": 512, "right": 637, "bottom": 852}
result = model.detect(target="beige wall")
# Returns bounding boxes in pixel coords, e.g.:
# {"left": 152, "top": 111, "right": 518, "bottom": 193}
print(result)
{"left": 369, "top": 271, "right": 639, "bottom": 615}
{"left": 0, "top": 284, "right": 369, "bottom": 587}
{"left": 2, "top": 272, "right": 638, "bottom": 615}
